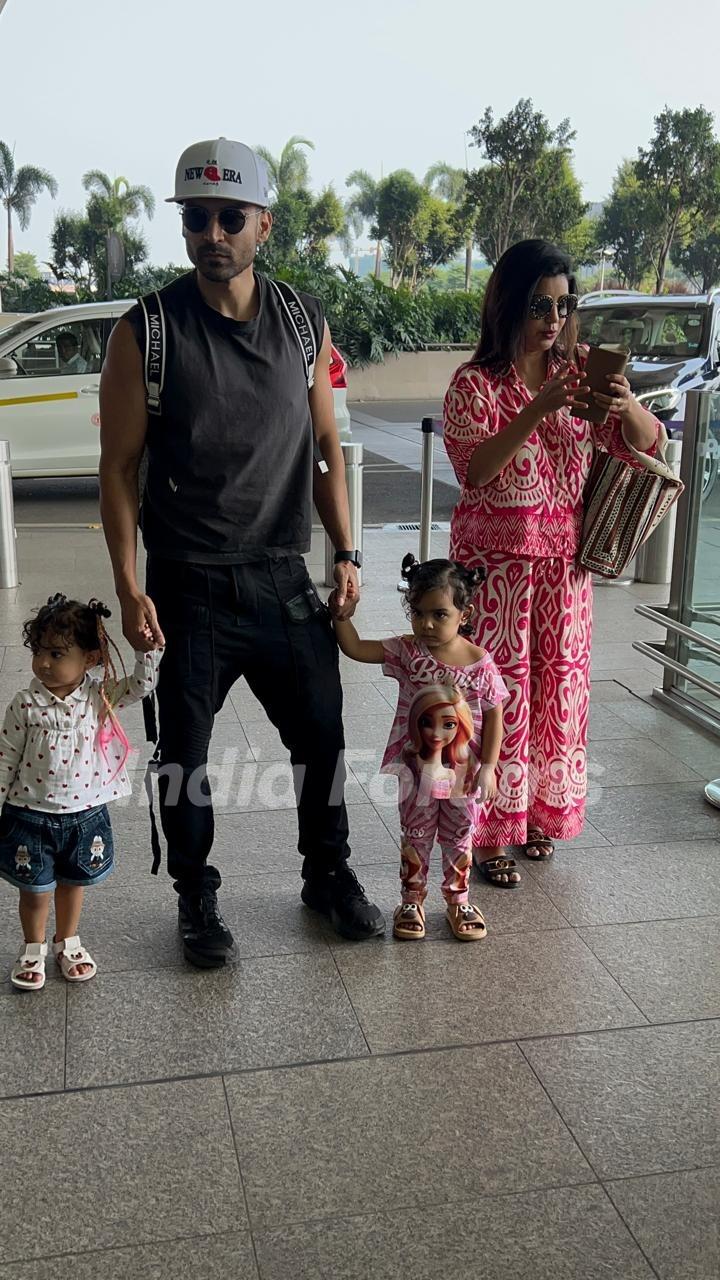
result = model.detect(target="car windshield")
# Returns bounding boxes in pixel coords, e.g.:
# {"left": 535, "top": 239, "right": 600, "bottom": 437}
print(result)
{"left": 578, "top": 305, "right": 709, "bottom": 360}
{"left": 0, "top": 315, "right": 44, "bottom": 348}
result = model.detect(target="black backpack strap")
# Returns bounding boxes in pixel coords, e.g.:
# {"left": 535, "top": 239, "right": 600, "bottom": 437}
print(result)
{"left": 269, "top": 278, "right": 328, "bottom": 474}
{"left": 144, "top": 751, "right": 163, "bottom": 876}
{"left": 269, "top": 278, "right": 317, "bottom": 388}
{"left": 141, "top": 692, "right": 163, "bottom": 876}
{"left": 137, "top": 291, "right": 166, "bottom": 416}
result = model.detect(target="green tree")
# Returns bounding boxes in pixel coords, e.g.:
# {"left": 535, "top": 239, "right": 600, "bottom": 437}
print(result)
{"left": 47, "top": 170, "right": 155, "bottom": 298}
{"left": 598, "top": 160, "right": 661, "bottom": 289}
{"left": 409, "top": 194, "right": 464, "bottom": 290}
{"left": 526, "top": 150, "right": 587, "bottom": 249}
{"left": 305, "top": 186, "right": 346, "bottom": 258}
{"left": 0, "top": 140, "right": 58, "bottom": 273}
{"left": 49, "top": 208, "right": 147, "bottom": 299}
{"left": 345, "top": 169, "right": 382, "bottom": 278}
{"left": 82, "top": 170, "right": 155, "bottom": 229}
{"left": 563, "top": 214, "right": 600, "bottom": 270}
{"left": 636, "top": 106, "right": 720, "bottom": 294}
{"left": 262, "top": 190, "right": 313, "bottom": 270}
{"left": 674, "top": 212, "right": 720, "bottom": 291}
{"left": 258, "top": 186, "right": 348, "bottom": 274}
{"left": 373, "top": 171, "right": 460, "bottom": 290}
{"left": 373, "top": 171, "right": 424, "bottom": 288}
{"left": 465, "top": 98, "right": 585, "bottom": 264}
{"left": 254, "top": 136, "right": 314, "bottom": 196}
{"left": 424, "top": 162, "right": 475, "bottom": 290}
{"left": 12, "top": 249, "right": 39, "bottom": 278}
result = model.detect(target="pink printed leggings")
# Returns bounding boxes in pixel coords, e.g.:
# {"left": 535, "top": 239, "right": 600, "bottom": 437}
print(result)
{"left": 398, "top": 792, "right": 478, "bottom": 905}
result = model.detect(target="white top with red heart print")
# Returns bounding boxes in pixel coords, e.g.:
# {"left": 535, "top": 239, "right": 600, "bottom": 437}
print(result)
{"left": 0, "top": 650, "right": 161, "bottom": 815}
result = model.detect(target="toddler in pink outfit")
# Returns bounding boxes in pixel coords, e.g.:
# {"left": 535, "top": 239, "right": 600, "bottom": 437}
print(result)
{"left": 332, "top": 555, "right": 507, "bottom": 941}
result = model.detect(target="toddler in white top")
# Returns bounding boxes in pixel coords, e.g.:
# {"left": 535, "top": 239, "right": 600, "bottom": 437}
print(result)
{"left": 0, "top": 593, "right": 162, "bottom": 990}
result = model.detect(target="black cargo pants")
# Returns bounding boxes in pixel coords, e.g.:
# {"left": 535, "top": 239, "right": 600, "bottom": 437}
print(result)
{"left": 145, "top": 554, "right": 350, "bottom": 892}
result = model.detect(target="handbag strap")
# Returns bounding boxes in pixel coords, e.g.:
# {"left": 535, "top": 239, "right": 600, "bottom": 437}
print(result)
{"left": 618, "top": 422, "right": 680, "bottom": 483}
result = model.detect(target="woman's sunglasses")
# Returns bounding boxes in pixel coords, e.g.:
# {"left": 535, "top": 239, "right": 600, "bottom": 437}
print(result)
{"left": 529, "top": 293, "right": 578, "bottom": 320}
{"left": 181, "top": 205, "right": 256, "bottom": 235}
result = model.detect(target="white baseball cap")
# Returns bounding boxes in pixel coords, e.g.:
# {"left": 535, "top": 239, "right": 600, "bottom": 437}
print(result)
{"left": 167, "top": 138, "right": 270, "bottom": 206}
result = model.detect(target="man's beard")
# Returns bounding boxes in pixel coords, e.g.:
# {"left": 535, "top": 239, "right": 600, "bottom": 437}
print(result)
{"left": 193, "top": 245, "right": 254, "bottom": 282}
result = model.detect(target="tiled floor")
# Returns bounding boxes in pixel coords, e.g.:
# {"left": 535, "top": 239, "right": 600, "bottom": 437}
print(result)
{"left": 0, "top": 522, "right": 718, "bottom": 1278}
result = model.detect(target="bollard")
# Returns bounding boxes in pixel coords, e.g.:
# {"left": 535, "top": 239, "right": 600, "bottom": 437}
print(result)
{"left": 419, "top": 417, "right": 435, "bottom": 563}
{"left": 634, "top": 438, "right": 683, "bottom": 584}
{"left": 0, "top": 439, "right": 18, "bottom": 589}
{"left": 324, "top": 441, "right": 364, "bottom": 586}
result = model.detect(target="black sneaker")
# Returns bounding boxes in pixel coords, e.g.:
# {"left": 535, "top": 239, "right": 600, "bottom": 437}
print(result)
{"left": 301, "top": 865, "right": 386, "bottom": 941}
{"left": 178, "top": 885, "right": 234, "bottom": 969}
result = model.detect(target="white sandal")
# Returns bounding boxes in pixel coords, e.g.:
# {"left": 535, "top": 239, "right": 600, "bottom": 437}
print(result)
{"left": 53, "top": 935, "right": 97, "bottom": 983}
{"left": 11, "top": 941, "right": 48, "bottom": 991}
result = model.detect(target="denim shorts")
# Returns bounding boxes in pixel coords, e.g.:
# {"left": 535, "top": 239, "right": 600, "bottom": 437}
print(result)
{"left": 0, "top": 804, "right": 114, "bottom": 893}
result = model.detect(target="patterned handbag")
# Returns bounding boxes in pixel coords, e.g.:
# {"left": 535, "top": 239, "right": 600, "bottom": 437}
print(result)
{"left": 579, "top": 425, "right": 684, "bottom": 579}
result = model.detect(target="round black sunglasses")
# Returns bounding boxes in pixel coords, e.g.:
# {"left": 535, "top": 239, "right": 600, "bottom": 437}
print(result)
{"left": 181, "top": 206, "right": 257, "bottom": 235}
{"left": 529, "top": 293, "right": 578, "bottom": 320}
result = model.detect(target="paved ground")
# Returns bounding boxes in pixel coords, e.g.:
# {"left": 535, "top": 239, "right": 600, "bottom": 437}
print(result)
{"left": 0, "top": 411, "right": 719, "bottom": 1277}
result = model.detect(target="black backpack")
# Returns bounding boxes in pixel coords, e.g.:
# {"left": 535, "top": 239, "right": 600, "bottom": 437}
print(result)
{"left": 135, "top": 278, "right": 327, "bottom": 502}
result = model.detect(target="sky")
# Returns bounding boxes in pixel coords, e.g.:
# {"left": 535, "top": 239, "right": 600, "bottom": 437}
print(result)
{"left": 2, "top": 0, "right": 720, "bottom": 272}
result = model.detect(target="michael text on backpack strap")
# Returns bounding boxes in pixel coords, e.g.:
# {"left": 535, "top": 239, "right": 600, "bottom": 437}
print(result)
{"left": 269, "top": 278, "right": 328, "bottom": 474}
{"left": 137, "top": 290, "right": 166, "bottom": 416}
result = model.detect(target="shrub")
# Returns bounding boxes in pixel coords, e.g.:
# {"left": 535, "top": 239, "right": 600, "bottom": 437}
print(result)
{"left": 1, "top": 259, "right": 484, "bottom": 366}
{"left": 0, "top": 275, "right": 72, "bottom": 312}
{"left": 268, "top": 262, "right": 482, "bottom": 365}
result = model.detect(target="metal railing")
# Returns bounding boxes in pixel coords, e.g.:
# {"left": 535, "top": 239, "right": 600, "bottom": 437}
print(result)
{"left": 0, "top": 439, "right": 18, "bottom": 589}
{"left": 324, "top": 441, "right": 364, "bottom": 586}
{"left": 632, "top": 390, "right": 720, "bottom": 735}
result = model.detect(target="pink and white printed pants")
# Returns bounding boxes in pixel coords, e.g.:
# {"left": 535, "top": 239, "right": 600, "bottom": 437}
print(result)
{"left": 471, "top": 552, "right": 592, "bottom": 847}
{"left": 398, "top": 790, "right": 478, "bottom": 905}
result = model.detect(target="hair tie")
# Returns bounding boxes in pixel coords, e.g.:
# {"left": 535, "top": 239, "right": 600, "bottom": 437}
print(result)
{"left": 88, "top": 598, "right": 112, "bottom": 620}
{"left": 401, "top": 553, "right": 419, "bottom": 581}
{"left": 45, "top": 592, "right": 67, "bottom": 610}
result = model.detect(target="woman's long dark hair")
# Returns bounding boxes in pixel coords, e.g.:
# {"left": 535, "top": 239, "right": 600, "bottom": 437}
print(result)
{"left": 473, "top": 239, "right": 579, "bottom": 372}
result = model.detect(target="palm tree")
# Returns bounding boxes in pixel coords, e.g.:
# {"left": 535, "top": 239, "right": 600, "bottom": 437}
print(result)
{"left": 82, "top": 171, "right": 155, "bottom": 229}
{"left": 254, "top": 136, "right": 314, "bottom": 197}
{"left": 424, "top": 162, "right": 474, "bottom": 291}
{"left": 345, "top": 169, "right": 382, "bottom": 278}
{"left": 0, "top": 141, "right": 58, "bottom": 274}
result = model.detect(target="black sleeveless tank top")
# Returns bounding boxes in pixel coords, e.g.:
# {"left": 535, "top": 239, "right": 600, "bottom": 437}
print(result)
{"left": 124, "top": 271, "right": 324, "bottom": 562}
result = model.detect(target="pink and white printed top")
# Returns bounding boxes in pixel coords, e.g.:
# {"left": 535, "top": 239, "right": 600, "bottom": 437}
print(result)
{"left": 0, "top": 650, "right": 162, "bottom": 815}
{"left": 443, "top": 349, "right": 661, "bottom": 563}
{"left": 381, "top": 636, "right": 508, "bottom": 792}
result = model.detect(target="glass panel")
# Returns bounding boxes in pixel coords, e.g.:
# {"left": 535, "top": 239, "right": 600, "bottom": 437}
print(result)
{"left": 577, "top": 304, "right": 710, "bottom": 360}
{"left": 674, "top": 392, "right": 720, "bottom": 720}
{"left": 4, "top": 320, "right": 103, "bottom": 377}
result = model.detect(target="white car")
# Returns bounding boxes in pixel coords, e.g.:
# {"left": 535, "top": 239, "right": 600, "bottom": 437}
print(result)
{"left": 0, "top": 298, "right": 351, "bottom": 477}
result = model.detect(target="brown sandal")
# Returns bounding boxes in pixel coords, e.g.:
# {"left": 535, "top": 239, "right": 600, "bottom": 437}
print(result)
{"left": 446, "top": 902, "right": 487, "bottom": 941}
{"left": 476, "top": 856, "right": 521, "bottom": 888}
{"left": 524, "top": 829, "right": 555, "bottom": 860}
{"left": 393, "top": 902, "right": 426, "bottom": 940}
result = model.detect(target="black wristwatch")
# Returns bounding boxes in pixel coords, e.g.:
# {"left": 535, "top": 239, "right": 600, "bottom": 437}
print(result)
{"left": 333, "top": 549, "right": 363, "bottom": 568}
